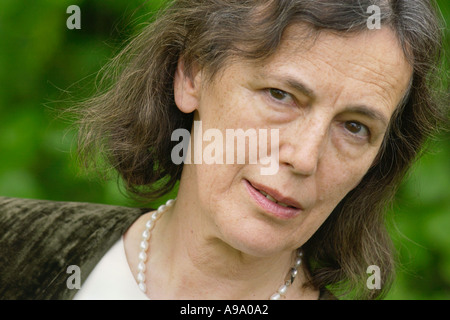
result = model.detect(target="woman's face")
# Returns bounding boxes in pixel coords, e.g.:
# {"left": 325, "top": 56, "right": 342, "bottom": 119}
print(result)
{"left": 175, "top": 25, "right": 412, "bottom": 257}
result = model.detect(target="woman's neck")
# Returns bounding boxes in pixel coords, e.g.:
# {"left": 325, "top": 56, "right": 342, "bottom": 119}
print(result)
{"left": 124, "top": 198, "right": 318, "bottom": 300}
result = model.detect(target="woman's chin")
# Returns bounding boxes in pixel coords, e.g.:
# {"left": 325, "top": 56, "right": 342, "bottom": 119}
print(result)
{"left": 215, "top": 219, "right": 298, "bottom": 258}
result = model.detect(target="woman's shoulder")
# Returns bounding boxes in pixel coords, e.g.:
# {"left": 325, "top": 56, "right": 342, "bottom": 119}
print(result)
{"left": 0, "top": 196, "right": 146, "bottom": 300}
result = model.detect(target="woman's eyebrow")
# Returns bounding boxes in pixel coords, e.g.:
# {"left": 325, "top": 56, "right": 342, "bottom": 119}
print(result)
{"left": 259, "top": 72, "right": 317, "bottom": 100}
{"left": 345, "top": 105, "right": 389, "bottom": 127}
{"left": 284, "top": 78, "right": 316, "bottom": 100}
{"left": 289, "top": 78, "right": 389, "bottom": 122}
{"left": 263, "top": 74, "right": 390, "bottom": 126}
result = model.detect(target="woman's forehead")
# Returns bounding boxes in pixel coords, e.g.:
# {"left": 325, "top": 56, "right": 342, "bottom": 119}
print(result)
{"left": 226, "top": 24, "right": 413, "bottom": 113}
{"left": 270, "top": 25, "right": 409, "bottom": 80}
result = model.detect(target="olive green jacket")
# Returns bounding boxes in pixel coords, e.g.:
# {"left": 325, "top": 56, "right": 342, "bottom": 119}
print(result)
{"left": 0, "top": 196, "right": 336, "bottom": 300}
{"left": 0, "top": 196, "right": 146, "bottom": 300}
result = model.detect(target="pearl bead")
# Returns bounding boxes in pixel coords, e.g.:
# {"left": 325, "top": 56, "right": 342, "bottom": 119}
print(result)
{"left": 142, "top": 230, "right": 150, "bottom": 240}
{"left": 270, "top": 293, "right": 281, "bottom": 300}
{"left": 166, "top": 199, "right": 176, "bottom": 206}
{"left": 151, "top": 211, "right": 161, "bottom": 221}
{"left": 139, "top": 251, "right": 147, "bottom": 261}
{"left": 137, "top": 272, "right": 146, "bottom": 282}
{"left": 290, "top": 268, "right": 298, "bottom": 278}
{"left": 294, "top": 257, "right": 302, "bottom": 268}
{"left": 138, "top": 282, "right": 147, "bottom": 293}
{"left": 138, "top": 261, "right": 146, "bottom": 272}
{"left": 145, "top": 220, "right": 154, "bottom": 230}
{"left": 278, "top": 284, "right": 288, "bottom": 295}
{"left": 140, "top": 240, "right": 148, "bottom": 251}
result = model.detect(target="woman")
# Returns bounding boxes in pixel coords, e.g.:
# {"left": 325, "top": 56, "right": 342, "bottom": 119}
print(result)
{"left": 0, "top": 0, "right": 446, "bottom": 300}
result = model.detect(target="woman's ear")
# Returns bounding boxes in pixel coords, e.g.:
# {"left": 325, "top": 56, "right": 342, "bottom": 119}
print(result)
{"left": 174, "top": 58, "right": 201, "bottom": 114}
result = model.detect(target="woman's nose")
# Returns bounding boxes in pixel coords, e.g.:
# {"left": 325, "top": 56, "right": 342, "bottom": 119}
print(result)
{"left": 279, "top": 117, "right": 329, "bottom": 176}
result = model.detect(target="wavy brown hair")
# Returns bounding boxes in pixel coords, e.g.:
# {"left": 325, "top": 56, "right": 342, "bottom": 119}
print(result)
{"left": 74, "top": 0, "right": 448, "bottom": 299}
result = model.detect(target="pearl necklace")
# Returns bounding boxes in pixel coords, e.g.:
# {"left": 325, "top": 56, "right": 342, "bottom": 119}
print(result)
{"left": 137, "top": 199, "right": 303, "bottom": 300}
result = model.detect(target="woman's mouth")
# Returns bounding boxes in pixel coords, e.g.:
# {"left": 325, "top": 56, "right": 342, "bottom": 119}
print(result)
{"left": 243, "top": 179, "right": 302, "bottom": 220}
{"left": 257, "top": 189, "right": 296, "bottom": 208}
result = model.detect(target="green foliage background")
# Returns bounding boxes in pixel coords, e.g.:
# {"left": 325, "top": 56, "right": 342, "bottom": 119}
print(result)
{"left": 0, "top": 0, "right": 448, "bottom": 299}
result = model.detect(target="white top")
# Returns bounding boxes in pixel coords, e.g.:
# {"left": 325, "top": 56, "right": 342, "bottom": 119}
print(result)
{"left": 73, "top": 236, "right": 149, "bottom": 300}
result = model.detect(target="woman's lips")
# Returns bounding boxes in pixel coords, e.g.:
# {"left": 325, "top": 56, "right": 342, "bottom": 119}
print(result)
{"left": 243, "top": 179, "right": 302, "bottom": 220}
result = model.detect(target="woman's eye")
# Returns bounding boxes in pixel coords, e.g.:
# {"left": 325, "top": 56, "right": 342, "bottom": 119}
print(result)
{"left": 268, "top": 88, "right": 293, "bottom": 103}
{"left": 344, "top": 121, "right": 370, "bottom": 138}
